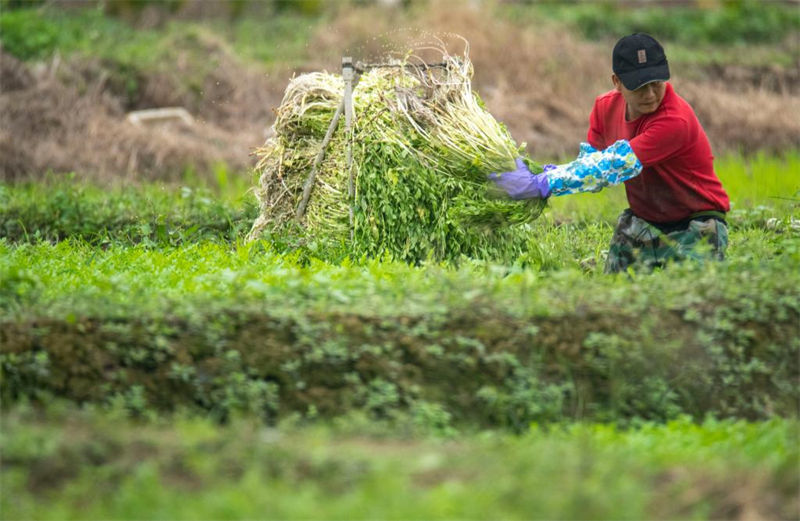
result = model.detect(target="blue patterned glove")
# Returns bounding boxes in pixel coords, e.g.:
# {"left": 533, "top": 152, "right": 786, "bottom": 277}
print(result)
{"left": 546, "top": 140, "right": 642, "bottom": 196}
{"left": 488, "top": 158, "right": 551, "bottom": 199}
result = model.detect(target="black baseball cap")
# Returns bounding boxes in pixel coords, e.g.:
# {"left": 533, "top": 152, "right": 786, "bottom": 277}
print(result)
{"left": 612, "top": 33, "right": 670, "bottom": 91}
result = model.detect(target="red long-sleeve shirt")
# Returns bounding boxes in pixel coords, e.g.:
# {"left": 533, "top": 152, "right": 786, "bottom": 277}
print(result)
{"left": 587, "top": 83, "right": 729, "bottom": 223}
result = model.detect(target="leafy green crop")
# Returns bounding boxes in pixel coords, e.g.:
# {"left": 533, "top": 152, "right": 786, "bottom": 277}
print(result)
{"left": 3, "top": 152, "right": 796, "bottom": 268}
{"left": 250, "top": 55, "right": 547, "bottom": 264}
{"left": 0, "top": 180, "right": 257, "bottom": 246}
{"left": 1, "top": 154, "right": 798, "bottom": 434}
{"left": 514, "top": 0, "right": 800, "bottom": 45}
{"left": 1, "top": 406, "right": 797, "bottom": 520}
{"left": 0, "top": 7, "right": 123, "bottom": 61}
{"left": 0, "top": 4, "right": 319, "bottom": 69}
{"left": 2, "top": 232, "right": 798, "bottom": 425}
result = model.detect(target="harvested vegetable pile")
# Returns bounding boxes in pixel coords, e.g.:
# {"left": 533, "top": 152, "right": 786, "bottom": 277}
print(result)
{"left": 248, "top": 44, "right": 546, "bottom": 263}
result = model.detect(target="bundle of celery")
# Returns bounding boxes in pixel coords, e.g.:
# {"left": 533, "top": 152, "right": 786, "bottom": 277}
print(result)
{"left": 248, "top": 48, "right": 545, "bottom": 263}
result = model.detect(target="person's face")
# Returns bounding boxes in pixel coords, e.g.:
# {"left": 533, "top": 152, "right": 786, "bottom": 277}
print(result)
{"left": 612, "top": 75, "right": 666, "bottom": 120}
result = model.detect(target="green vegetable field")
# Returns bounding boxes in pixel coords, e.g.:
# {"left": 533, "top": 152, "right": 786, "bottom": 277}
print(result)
{"left": 1, "top": 1, "right": 799, "bottom": 519}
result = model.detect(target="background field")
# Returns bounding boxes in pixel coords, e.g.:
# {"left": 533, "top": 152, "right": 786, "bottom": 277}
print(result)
{"left": 2, "top": 0, "right": 799, "bottom": 181}
{"left": 1, "top": 1, "right": 799, "bottom": 519}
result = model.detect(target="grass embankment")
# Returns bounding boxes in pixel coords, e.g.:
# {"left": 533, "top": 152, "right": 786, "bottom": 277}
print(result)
{"left": 2, "top": 406, "right": 797, "bottom": 520}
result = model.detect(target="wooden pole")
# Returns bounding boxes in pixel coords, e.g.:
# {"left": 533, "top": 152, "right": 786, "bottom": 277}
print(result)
{"left": 295, "top": 99, "right": 345, "bottom": 222}
{"left": 343, "top": 57, "right": 356, "bottom": 241}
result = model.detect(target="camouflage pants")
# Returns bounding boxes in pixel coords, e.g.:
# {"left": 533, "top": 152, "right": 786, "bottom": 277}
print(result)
{"left": 604, "top": 209, "right": 728, "bottom": 274}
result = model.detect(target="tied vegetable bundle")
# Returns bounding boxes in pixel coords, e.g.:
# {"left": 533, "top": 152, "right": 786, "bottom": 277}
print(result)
{"left": 248, "top": 47, "right": 546, "bottom": 263}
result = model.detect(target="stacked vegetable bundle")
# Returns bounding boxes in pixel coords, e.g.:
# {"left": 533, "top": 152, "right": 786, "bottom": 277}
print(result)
{"left": 248, "top": 50, "right": 546, "bottom": 263}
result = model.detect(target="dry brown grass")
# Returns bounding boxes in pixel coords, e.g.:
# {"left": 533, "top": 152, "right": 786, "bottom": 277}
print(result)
{"left": 678, "top": 79, "right": 800, "bottom": 153}
{"left": 1, "top": 3, "right": 798, "bottom": 182}
{"left": 0, "top": 39, "right": 280, "bottom": 182}
{"left": 0, "top": 60, "right": 246, "bottom": 182}
{"left": 308, "top": 3, "right": 800, "bottom": 158}
{"left": 305, "top": 4, "right": 608, "bottom": 158}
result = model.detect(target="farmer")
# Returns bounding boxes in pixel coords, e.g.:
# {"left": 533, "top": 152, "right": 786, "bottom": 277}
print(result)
{"left": 490, "top": 33, "right": 730, "bottom": 273}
